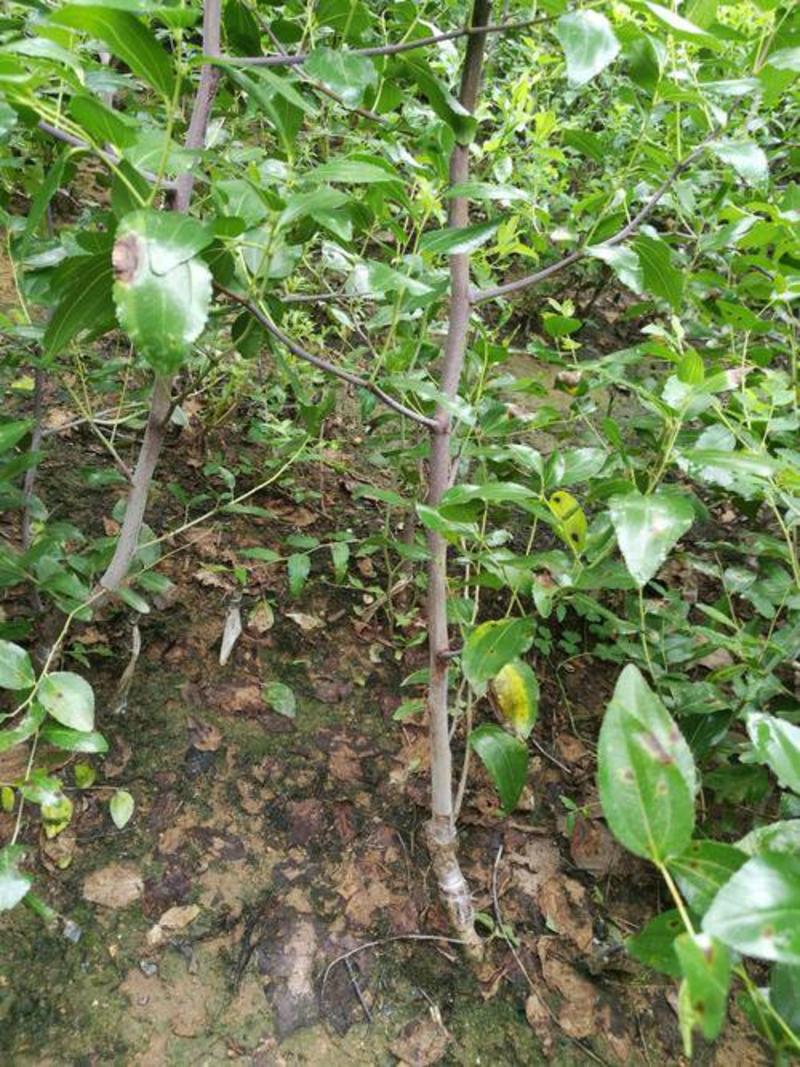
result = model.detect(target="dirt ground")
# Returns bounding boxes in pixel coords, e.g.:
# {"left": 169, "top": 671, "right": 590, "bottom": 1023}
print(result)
{"left": 0, "top": 291, "right": 773, "bottom": 1065}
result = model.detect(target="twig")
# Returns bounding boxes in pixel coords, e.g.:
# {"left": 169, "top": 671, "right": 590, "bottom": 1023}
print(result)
{"left": 344, "top": 957, "right": 373, "bottom": 1023}
{"left": 215, "top": 284, "right": 437, "bottom": 430}
{"left": 98, "top": 0, "right": 222, "bottom": 593}
{"left": 491, "top": 845, "right": 535, "bottom": 989}
{"left": 470, "top": 136, "right": 715, "bottom": 305}
{"left": 320, "top": 934, "right": 469, "bottom": 1006}
{"left": 227, "top": 14, "right": 564, "bottom": 68}
{"left": 258, "top": 16, "right": 386, "bottom": 125}
{"left": 36, "top": 121, "right": 179, "bottom": 190}
{"left": 21, "top": 366, "right": 45, "bottom": 552}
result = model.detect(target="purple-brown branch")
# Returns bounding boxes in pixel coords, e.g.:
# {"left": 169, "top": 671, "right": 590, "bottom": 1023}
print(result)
{"left": 471, "top": 136, "right": 715, "bottom": 305}
{"left": 216, "top": 285, "right": 437, "bottom": 431}
{"left": 225, "top": 14, "right": 552, "bottom": 69}
{"left": 99, "top": 0, "right": 222, "bottom": 594}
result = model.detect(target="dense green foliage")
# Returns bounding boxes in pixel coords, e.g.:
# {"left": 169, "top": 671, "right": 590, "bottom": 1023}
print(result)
{"left": 1, "top": 0, "right": 799, "bottom": 1055}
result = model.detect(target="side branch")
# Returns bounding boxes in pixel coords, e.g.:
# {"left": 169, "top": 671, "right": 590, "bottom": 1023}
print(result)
{"left": 224, "top": 14, "right": 554, "bottom": 68}
{"left": 216, "top": 286, "right": 437, "bottom": 431}
{"left": 470, "top": 137, "right": 714, "bottom": 306}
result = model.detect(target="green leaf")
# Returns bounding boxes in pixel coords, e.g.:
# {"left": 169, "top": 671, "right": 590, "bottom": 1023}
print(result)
{"left": 747, "top": 713, "right": 800, "bottom": 794}
{"left": 0, "top": 640, "right": 35, "bottom": 691}
{"left": 462, "top": 618, "right": 535, "bottom": 695}
{"left": 74, "top": 762, "right": 96, "bottom": 789}
{"left": 643, "top": 2, "right": 718, "bottom": 42}
{"left": 109, "top": 789, "right": 134, "bottom": 829}
{"left": 51, "top": 6, "right": 175, "bottom": 100}
{"left": 312, "top": 158, "right": 400, "bottom": 184}
{"left": 44, "top": 253, "right": 116, "bottom": 357}
{"left": 0, "top": 846, "right": 31, "bottom": 911}
{"left": 703, "top": 855, "right": 800, "bottom": 964}
{"left": 403, "top": 57, "right": 477, "bottom": 143}
{"left": 587, "top": 244, "right": 644, "bottom": 293}
{"left": 287, "top": 553, "right": 311, "bottom": 597}
{"left": 419, "top": 219, "right": 500, "bottom": 257}
{"left": 712, "top": 141, "right": 769, "bottom": 186}
{"left": 490, "top": 659, "right": 539, "bottom": 740}
{"left": 556, "top": 11, "right": 620, "bottom": 88}
{"left": 0, "top": 420, "right": 31, "bottom": 455}
{"left": 598, "top": 664, "right": 696, "bottom": 862}
{"left": 766, "top": 47, "right": 800, "bottom": 72}
{"left": 304, "top": 46, "right": 376, "bottom": 107}
{"left": 627, "top": 909, "right": 683, "bottom": 976}
{"left": 609, "top": 490, "right": 694, "bottom": 587}
{"left": 69, "top": 93, "right": 137, "bottom": 149}
{"left": 330, "top": 542, "right": 349, "bottom": 583}
{"left": 668, "top": 841, "right": 747, "bottom": 916}
{"left": 469, "top": 723, "right": 528, "bottom": 814}
{"left": 737, "top": 820, "right": 800, "bottom": 857}
{"left": 38, "top": 672, "right": 95, "bottom": 732}
{"left": 40, "top": 723, "right": 109, "bottom": 754}
{"left": 446, "top": 182, "right": 528, "bottom": 203}
{"left": 263, "top": 681, "right": 296, "bottom": 718}
{"left": 112, "top": 209, "right": 213, "bottom": 373}
{"left": 771, "top": 963, "right": 800, "bottom": 1034}
{"left": 0, "top": 704, "right": 47, "bottom": 754}
{"left": 222, "top": 0, "right": 262, "bottom": 56}
{"left": 19, "top": 153, "right": 68, "bottom": 255}
{"left": 675, "top": 933, "right": 731, "bottom": 1053}
{"left": 633, "top": 234, "right": 683, "bottom": 310}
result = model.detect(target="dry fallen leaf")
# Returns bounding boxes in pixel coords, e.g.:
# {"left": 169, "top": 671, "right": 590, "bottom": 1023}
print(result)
{"left": 390, "top": 1016, "right": 451, "bottom": 1067}
{"left": 286, "top": 611, "right": 325, "bottom": 632}
{"left": 83, "top": 863, "right": 143, "bottom": 909}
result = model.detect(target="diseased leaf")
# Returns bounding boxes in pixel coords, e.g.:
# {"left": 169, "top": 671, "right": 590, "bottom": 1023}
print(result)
{"left": 547, "top": 490, "right": 587, "bottom": 555}
{"left": 675, "top": 933, "right": 731, "bottom": 1054}
{"left": 469, "top": 723, "right": 528, "bottom": 814}
{"left": 112, "top": 209, "right": 213, "bottom": 373}
{"left": 668, "top": 840, "right": 747, "bottom": 916}
{"left": 462, "top": 618, "right": 535, "bottom": 696}
{"left": 703, "top": 855, "right": 800, "bottom": 964}
{"left": 598, "top": 665, "right": 696, "bottom": 862}
{"left": 490, "top": 658, "right": 539, "bottom": 740}
{"left": 627, "top": 909, "right": 683, "bottom": 977}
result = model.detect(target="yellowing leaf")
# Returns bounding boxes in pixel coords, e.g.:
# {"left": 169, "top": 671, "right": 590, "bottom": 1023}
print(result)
{"left": 547, "top": 490, "right": 587, "bottom": 555}
{"left": 490, "top": 658, "right": 539, "bottom": 740}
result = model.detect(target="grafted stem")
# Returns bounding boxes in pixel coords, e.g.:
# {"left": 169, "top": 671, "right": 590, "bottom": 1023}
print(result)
{"left": 424, "top": 0, "right": 493, "bottom": 957}
{"left": 98, "top": 0, "right": 222, "bottom": 593}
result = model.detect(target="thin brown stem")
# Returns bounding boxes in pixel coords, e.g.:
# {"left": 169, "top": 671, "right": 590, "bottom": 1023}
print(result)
{"left": 227, "top": 14, "right": 555, "bottom": 69}
{"left": 471, "top": 135, "right": 715, "bottom": 305}
{"left": 98, "top": 0, "right": 222, "bottom": 593}
{"left": 216, "top": 285, "right": 437, "bottom": 430}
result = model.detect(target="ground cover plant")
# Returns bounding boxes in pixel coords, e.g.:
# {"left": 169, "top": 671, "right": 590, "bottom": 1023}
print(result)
{"left": 1, "top": 0, "right": 799, "bottom": 1061}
